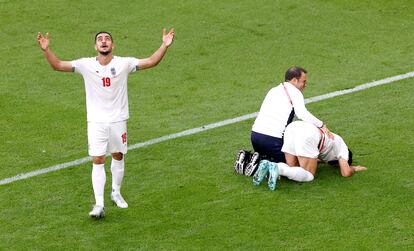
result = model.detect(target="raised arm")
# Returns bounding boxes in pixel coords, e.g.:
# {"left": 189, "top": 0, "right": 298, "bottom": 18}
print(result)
{"left": 137, "top": 28, "right": 174, "bottom": 70}
{"left": 37, "top": 32, "right": 73, "bottom": 72}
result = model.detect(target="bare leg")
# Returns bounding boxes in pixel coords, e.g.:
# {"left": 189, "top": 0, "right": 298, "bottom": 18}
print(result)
{"left": 285, "top": 153, "right": 299, "bottom": 167}
{"left": 111, "top": 152, "right": 123, "bottom": 161}
{"left": 277, "top": 153, "right": 315, "bottom": 182}
{"left": 296, "top": 156, "right": 318, "bottom": 176}
{"left": 93, "top": 155, "right": 105, "bottom": 164}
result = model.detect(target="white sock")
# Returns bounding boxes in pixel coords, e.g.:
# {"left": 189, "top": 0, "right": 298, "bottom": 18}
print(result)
{"left": 277, "top": 162, "right": 314, "bottom": 182}
{"left": 92, "top": 163, "right": 106, "bottom": 207}
{"left": 111, "top": 158, "right": 124, "bottom": 194}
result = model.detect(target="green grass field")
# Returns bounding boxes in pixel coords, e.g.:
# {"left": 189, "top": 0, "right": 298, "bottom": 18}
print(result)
{"left": 1, "top": 0, "right": 414, "bottom": 250}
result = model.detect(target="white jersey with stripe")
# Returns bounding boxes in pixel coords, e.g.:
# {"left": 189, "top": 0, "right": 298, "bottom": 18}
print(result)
{"left": 71, "top": 56, "right": 139, "bottom": 122}
{"left": 252, "top": 82, "right": 323, "bottom": 138}
{"left": 318, "top": 132, "right": 349, "bottom": 163}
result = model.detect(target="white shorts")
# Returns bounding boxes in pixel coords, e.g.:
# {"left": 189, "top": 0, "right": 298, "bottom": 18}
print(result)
{"left": 281, "top": 121, "right": 320, "bottom": 158}
{"left": 87, "top": 120, "right": 128, "bottom": 156}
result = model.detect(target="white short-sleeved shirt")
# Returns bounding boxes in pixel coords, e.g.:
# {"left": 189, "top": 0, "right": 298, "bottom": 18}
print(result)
{"left": 282, "top": 121, "right": 349, "bottom": 162}
{"left": 71, "top": 56, "right": 139, "bottom": 122}
{"left": 252, "top": 82, "right": 323, "bottom": 138}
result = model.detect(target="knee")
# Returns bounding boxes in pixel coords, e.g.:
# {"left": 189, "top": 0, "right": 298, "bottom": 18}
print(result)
{"left": 93, "top": 156, "right": 105, "bottom": 164}
{"left": 112, "top": 152, "right": 123, "bottom": 161}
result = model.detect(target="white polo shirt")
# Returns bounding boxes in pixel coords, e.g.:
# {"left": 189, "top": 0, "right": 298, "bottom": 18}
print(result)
{"left": 252, "top": 82, "right": 323, "bottom": 138}
{"left": 71, "top": 56, "right": 139, "bottom": 122}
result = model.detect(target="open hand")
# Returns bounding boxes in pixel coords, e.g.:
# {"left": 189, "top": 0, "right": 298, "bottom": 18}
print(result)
{"left": 37, "top": 32, "right": 49, "bottom": 51}
{"left": 352, "top": 165, "right": 367, "bottom": 172}
{"left": 162, "top": 28, "right": 174, "bottom": 47}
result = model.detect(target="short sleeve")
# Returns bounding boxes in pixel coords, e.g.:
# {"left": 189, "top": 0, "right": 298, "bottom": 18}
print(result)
{"left": 126, "top": 57, "right": 140, "bottom": 73}
{"left": 334, "top": 135, "right": 349, "bottom": 161}
{"left": 71, "top": 58, "right": 85, "bottom": 74}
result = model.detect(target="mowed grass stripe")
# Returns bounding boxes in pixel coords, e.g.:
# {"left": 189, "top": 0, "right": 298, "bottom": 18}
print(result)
{"left": 1, "top": 70, "right": 413, "bottom": 186}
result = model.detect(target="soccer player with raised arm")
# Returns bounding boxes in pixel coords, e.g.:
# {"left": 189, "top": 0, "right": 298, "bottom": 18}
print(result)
{"left": 37, "top": 29, "right": 174, "bottom": 218}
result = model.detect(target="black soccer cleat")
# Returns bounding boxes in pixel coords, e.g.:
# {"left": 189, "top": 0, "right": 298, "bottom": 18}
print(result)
{"left": 244, "top": 152, "right": 260, "bottom": 177}
{"left": 234, "top": 150, "right": 248, "bottom": 175}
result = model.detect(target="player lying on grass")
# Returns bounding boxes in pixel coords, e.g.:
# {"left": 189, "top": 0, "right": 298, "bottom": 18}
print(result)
{"left": 253, "top": 120, "right": 367, "bottom": 190}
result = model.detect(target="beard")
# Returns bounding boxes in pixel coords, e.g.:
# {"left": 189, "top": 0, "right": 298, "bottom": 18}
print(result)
{"left": 98, "top": 48, "right": 112, "bottom": 56}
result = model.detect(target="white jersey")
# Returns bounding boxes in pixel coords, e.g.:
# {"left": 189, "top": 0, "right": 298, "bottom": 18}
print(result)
{"left": 252, "top": 82, "right": 323, "bottom": 138}
{"left": 282, "top": 121, "right": 349, "bottom": 162}
{"left": 71, "top": 56, "right": 139, "bottom": 122}
{"left": 318, "top": 131, "right": 349, "bottom": 163}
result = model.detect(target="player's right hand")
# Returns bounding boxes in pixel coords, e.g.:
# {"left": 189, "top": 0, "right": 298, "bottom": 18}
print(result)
{"left": 162, "top": 28, "right": 174, "bottom": 47}
{"left": 37, "top": 32, "right": 49, "bottom": 51}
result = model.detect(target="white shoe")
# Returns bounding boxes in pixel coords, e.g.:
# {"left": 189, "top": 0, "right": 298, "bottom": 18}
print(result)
{"left": 89, "top": 205, "right": 105, "bottom": 218}
{"left": 111, "top": 192, "right": 128, "bottom": 208}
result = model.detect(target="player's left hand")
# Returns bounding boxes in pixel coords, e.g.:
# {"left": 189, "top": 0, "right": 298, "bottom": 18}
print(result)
{"left": 163, "top": 28, "right": 174, "bottom": 47}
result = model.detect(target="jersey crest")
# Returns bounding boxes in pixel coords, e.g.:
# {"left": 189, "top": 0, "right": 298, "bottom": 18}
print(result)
{"left": 110, "top": 67, "right": 116, "bottom": 76}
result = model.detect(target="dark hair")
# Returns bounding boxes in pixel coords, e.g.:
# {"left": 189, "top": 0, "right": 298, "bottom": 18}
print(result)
{"left": 95, "top": 31, "right": 113, "bottom": 42}
{"left": 284, "top": 66, "right": 307, "bottom": 81}
{"left": 348, "top": 149, "right": 353, "bottom": 165}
